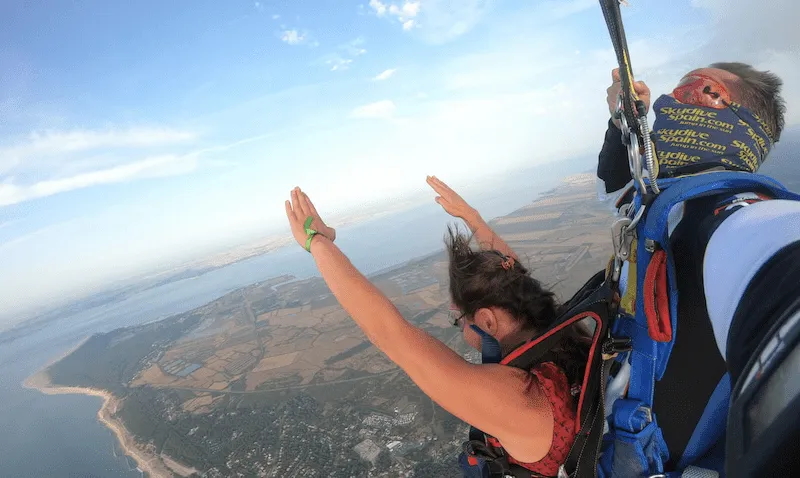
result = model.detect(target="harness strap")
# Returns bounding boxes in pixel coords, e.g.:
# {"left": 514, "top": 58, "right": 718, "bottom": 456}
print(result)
{"left": 565, "top": 355, "right": 616, "bottom": 477}
{"left": 677, "top": 374, "right": 731, "bottom": 471}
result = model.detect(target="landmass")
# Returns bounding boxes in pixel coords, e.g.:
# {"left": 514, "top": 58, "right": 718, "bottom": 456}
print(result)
{"left": 26, "top": 173, "right": 615, "bottom": 477}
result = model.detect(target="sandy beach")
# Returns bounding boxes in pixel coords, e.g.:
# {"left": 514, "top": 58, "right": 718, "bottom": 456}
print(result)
{"left": 23, "top": 370, "right": 178, "bottom": 478}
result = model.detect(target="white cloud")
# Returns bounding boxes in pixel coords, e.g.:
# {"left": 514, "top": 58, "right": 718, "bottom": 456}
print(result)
{"left": 272, "top": 14, "right": 280, "bottom": 20}
{"left": 401, "top": 1, "right": 421, "bottom": 16}
{"left": 0, "top": 125, "right": 202, "bottom": 206}
{"left": 340, "top": 37, "right": 368, "bottom": 56}
{"left": 369, "top": 0, "right": 422, "bottom": 31}
{"left": 319, "top": 38, "right": 368, "bottom": 72}
{"left": 327, "top": 57, "right": 354, "bottom": 71}
{"left": 0, "top": 154, "right": 198, "bottom": 206}
{"left": 369, "top": 0, "right": 388, "bottom": 16}
{"left": 373, "top": 68, "right": 397, "bottom": 81}
{"left": 350, "top": 100, "right": 396, "bottom": 119}
{"left": 0, "top": 127, "right": 196, "bottom": 171}
{"left": 367, "top": 0, "right": 493, "bottom": 43}
{"left": 280, "top": 29, "right": 307, "bottom": 45}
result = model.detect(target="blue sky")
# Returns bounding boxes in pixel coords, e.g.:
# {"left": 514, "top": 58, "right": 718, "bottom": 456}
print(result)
{"left": 0, "top": 0, "right": 798, "bottom": 325}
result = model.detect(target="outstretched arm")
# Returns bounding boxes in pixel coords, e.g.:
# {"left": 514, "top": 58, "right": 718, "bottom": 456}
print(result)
{"left": 426, "top": 176, "right": 518, "bottom": 260}
{"left": 285, "top": 187, "right": 552, "bottom": 463}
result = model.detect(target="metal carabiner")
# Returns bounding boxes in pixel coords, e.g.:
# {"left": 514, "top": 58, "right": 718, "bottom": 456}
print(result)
{"left": 610, "top": 217, "right": 636, "bottom": 283}
{"left": 610, "top": 199, "right": 644, "bottom": 283}
{"left": 627, "top": 203, "right": 646, "bottom": 230}
{"left": 617, "top": 95, "right": 647, "bottom": 193}
{"left": 611, "top": 217, "right": 634, "bottom": 262}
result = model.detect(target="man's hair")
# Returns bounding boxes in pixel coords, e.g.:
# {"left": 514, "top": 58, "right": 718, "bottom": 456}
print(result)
{"left": 709, "top": 62, "right": 786, "bottom": 142}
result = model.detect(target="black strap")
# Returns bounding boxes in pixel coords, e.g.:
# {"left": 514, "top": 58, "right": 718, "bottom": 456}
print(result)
{"left": 564, "top": 356, "right": 614, "bottom": 477}
{"left": 598, "top": 0, "right": 640, "bottom": 137}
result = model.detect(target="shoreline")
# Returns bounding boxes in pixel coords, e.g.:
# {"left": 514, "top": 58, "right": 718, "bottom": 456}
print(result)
{"left": 23, "top": 370, "right": 180, "bottom": 478}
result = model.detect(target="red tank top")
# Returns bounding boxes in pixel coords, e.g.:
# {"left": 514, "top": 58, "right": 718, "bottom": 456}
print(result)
{"left": 490, "top": 361, "right": 578, "bottom": 476}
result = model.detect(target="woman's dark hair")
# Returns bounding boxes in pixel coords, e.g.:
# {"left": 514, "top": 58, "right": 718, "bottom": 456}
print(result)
{"left": 445, "top": 225, "right": 589, "bottom": 385}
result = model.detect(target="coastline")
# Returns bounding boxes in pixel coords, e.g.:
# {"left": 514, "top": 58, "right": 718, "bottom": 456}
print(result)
{"left": 23, "top": 370, "right": 177, "bottom": 478}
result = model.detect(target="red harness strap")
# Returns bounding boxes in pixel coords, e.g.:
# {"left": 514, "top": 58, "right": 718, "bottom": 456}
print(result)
{"left": 644, "top": 249, "right": 673, "bottom": 342}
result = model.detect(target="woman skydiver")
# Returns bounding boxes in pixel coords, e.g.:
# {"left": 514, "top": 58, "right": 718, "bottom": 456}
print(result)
{"left": 284, "top": 177, "right": 589, "bottom": 476}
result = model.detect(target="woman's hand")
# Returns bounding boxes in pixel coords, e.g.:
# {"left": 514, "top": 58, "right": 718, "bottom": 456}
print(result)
{"left": 426, "top": 175, "right": 479, "bottom": 223}
{"left": 285, "top": 187, "right": 336, "bottom": 250}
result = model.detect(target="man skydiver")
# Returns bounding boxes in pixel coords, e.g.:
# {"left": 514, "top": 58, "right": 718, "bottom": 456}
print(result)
{"left": 599, "top": 63, "right": 785, "bottom": 190}
{"left": 596, "top": 62, "right": 800, "bottom": 472}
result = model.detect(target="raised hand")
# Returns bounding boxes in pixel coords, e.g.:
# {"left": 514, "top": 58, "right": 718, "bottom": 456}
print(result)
{"left": 285, "top": 187, "right": 336, "bottom": 251}
{"left": 426, "top": 175, "right": 479, "bottom": 223}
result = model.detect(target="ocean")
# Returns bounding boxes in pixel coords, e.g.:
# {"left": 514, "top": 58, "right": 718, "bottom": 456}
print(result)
{"left": 0, "top": 159, "right": 592, "bottom": 477}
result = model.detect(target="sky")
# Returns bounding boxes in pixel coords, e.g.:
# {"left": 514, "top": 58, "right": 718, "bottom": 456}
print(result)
{"left": 0, "top": 0, "right": 798, "bottom": 325}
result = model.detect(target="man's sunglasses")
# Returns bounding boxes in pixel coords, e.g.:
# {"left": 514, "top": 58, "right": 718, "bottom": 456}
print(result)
{"left": 672, "top": 74, "right": 731, "bottom": 109}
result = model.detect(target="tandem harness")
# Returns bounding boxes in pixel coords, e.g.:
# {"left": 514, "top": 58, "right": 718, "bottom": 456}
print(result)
{"left": 458, "top": 172, "right": 800, "bottom": 478}
{"left": 458, "top": 2, "right": 800, "bottom": 476}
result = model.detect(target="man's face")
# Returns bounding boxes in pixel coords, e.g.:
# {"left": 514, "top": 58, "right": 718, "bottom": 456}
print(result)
{"left": 672, "top": 68, "right": 741, "bottom": 109}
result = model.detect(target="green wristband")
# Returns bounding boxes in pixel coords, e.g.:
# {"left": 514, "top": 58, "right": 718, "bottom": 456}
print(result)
{"left": 304, "top": 216, "right": 319, "bottom": 252}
